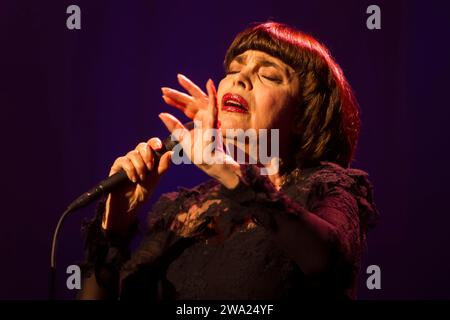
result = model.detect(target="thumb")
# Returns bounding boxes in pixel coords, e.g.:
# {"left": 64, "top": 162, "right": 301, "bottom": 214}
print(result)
{"left": 157, "top": 151, "right": 173, "bottom": 175}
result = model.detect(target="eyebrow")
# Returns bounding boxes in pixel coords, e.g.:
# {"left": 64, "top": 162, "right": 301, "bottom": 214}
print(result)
{"left": 234, "top": 55, "right": 284, "bottom": 72}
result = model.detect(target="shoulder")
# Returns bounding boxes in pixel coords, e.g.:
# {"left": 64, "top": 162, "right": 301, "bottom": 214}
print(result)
{"left": 299, "top": 161, "right": 375, "bottom": 198}
{"left": 300, "top": 161, "right": 367, "bottom": 186}
{"left": 287, "top": 161, "right": 379, "bottom": 229}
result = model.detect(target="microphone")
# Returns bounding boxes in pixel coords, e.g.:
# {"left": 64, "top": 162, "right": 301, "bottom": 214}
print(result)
{"left": 49, "top": 122, "right": 194, "bottom": 299}
{"left": 66, "top": 121, "right": 194, "bottom": 212}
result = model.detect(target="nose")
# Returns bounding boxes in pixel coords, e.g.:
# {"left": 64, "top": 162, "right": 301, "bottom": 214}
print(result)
{"left": 233, "top": 69, "right": 253, "bottom": 91}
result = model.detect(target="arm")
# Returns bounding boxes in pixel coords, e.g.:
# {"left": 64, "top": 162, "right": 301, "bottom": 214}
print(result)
{"left": 78, "top": 192, "right": 191, "bottom": 300}
{"left": 157, "top": 75, "right": 375, "bottom": 291}
{"left": 77, "top": 199, "right": 136, "bottom": 300}
{"left": 77, "top": 132, "right": 174, "bottom": 299}
{"left": 220, "top": 164, "right": 366, "bottom": 286}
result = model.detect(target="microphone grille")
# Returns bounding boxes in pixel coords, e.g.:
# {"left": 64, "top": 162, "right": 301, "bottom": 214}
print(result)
{"left": 162, "top": 121, "right": 194, "bottom": 151}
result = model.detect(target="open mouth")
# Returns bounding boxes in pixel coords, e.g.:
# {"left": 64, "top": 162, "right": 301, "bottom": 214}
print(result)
{"left": 221, "top": 93, "right": 249, "bottom": 113}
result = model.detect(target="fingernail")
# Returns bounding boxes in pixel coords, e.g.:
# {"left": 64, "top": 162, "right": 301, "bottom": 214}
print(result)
{"left": 153, "top": 140, "right": 162, "bottom": 150}
{"left": 140, "top": 173, "right": 145, "bottom": 181}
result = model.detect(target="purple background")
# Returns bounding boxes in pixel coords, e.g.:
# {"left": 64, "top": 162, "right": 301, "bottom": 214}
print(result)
{"left": 1, "top": 0, "right": 449, "bottom": 299}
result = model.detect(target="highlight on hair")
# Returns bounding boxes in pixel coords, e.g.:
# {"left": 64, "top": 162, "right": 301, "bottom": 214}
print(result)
{"left": 224, "top": 22, "right": 360, "bottom": 168}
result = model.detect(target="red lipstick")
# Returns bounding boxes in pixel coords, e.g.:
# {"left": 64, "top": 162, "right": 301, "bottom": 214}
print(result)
{"left": 221, "top": 93, "right": 249, "bottom": 113}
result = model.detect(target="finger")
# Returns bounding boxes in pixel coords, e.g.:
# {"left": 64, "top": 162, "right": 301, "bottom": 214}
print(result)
{"left": 162, "top": 95, "right": 186, "bottom": 112}
{"left": 158, "top": 112, "right": 189, "bottom": 142}
{"left": 162, "top": 94, "right": 186, "bottom": 110}
{"left": 126, "top": 150, "right": 147, "bottom": 182}
{"left": 109, "top": 157, "right": 123, "bottom": 176}
{"left": 162, "top": 95, "right": 196, "bottom": 119}
{"left": 136, "top": 142, "right": 154, "bottom": 171}
{"left": 147, "top": 137, "right": 163, "bottom": 169}
{"left": 111, "top": 156, "right": 138, "bottom": 183}
{"left": 157, "top": 150, "right": 173, "bottom": 175}
{"left": 177, "top": 74, "right": 206, "bottom": 99}
{"left": 161, "top": 87, "right": 193, "bottom": 107}
{"left": 147, "top": 137, "right": 163, "bottom": 151}
{"left": 206, "top": 79, "right": 225, "bottom": 153}
{"left": 206, "top": 79, "right": 219, "bottom": 129}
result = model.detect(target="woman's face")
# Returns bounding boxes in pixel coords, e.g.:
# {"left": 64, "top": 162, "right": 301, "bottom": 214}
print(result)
{"left": 217, "top": 50, "right": 301, "bottom": 157}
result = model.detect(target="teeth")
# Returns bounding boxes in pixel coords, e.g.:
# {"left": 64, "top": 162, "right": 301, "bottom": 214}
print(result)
{"left": 226, "top": 100, "right": 243, "bottom": 108}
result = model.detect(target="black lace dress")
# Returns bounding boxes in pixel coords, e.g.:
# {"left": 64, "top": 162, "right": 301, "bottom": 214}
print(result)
{"left": 81, "top": 161, "right": 379, "bottom": 300}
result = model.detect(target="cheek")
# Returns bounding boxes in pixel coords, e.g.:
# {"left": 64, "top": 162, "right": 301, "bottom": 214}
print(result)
{"left": 253, "top": 91, "right": 291, "bottom": 128}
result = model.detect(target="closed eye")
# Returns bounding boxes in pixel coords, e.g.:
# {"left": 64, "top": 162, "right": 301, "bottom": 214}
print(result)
{"left": 226, "top": 70, "right": 282, "bottom": 83}
{"left": 262, "top": 75, "right": 282, "bottom": 83}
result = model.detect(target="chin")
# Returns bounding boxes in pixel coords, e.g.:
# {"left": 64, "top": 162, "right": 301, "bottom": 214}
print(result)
{"left": 219, "top": 114, "right": 250, "bottom": 132}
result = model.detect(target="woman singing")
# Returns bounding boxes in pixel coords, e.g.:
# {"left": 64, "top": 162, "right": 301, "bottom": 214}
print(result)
{"left": 79, "top": 22, "right": 379, "bottom": 300}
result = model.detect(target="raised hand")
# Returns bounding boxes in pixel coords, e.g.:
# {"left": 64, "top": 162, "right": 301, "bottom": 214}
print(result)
{"left": 160, "top": 76, "right": 240, "bottom": 189}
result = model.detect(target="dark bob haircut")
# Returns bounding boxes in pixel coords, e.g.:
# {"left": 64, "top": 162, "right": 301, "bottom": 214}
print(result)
{"left": 224, "top": 22, "right": 360, "bottom": 168}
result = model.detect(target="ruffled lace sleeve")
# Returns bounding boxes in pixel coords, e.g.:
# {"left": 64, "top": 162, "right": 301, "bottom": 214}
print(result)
{"left": 305, "top": 163, "right": 379, "bottom": 277}
{"left": 80, "top": 198, "right": 138, "bottom": 293}
{"left": 218, "top": 162, "right": 379, "bottom": 296}
{"left": 307, "top": 165, "right": 379, "bottom": 233}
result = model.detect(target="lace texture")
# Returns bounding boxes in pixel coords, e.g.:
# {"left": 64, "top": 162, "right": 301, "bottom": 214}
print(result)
{"left": 82, "top": 161, "right": 379, "bottom": 300}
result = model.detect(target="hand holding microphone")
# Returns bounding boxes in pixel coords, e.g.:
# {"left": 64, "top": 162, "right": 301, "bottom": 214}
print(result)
{"left": 50, "top": 123, "right": 193, "bottom": 297}
{"left": 60, "top": 121, "right": 193, "bottom": 238}
{"left": 102, "top": 137, "right": 173, "bottom": 237}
